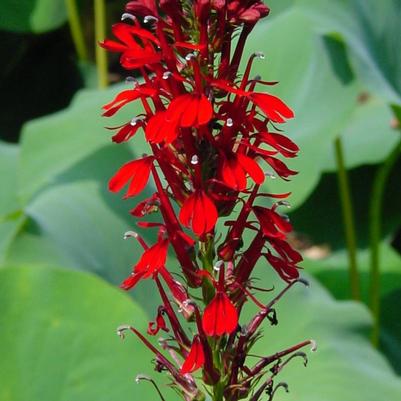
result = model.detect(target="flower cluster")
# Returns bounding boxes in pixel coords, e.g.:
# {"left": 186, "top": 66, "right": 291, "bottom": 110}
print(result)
{"left": 101, "top": 1, "right": 314, "bottom": 400}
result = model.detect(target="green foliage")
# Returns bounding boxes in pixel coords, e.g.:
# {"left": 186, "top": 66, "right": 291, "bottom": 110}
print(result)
{"left": 0, "top": 0, "right": 67, "bottom": 33}
{"left": 0, "top": 266, "right": 160, "bottom": 401}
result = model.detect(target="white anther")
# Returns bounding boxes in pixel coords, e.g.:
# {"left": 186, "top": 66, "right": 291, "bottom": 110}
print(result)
{"left": 265, "top": 172, "right": 277, "bottom": 179}
{"left": 124, "top": 231, "right": 139, "bottom": 240}
{"left": 277, "top": 200, "right": 291, "bottom": 209}
{"left": 310, "top": 339, "right": 317, "bottom": 352}
{"left": 253, "top": 51, "right": 265, "bottom": 60}
{"left": 213, "top": 260, "right": 224, "bottom": 272}
{"left": 162, "top": 71, "right": 172, "bottom": 80}
{"left": 190, "top": 155, "right": 199, "bottom": 165}
{"left": 226, "top": 118, "right": 233, "bottom": 127}
{"left": 144, "top": 15, "right": 158, "bottom": 23}
{"left": 185, "top": 52, "right": 196, "bottom": 61}
{"left": 121, "top": 13, "right": 136, "bottom": 22}
{"left": 130, "top": 116, "right": 144, "bottom": 126}
{"left": 135, "top": 374, "right": 151, "bottom": 384}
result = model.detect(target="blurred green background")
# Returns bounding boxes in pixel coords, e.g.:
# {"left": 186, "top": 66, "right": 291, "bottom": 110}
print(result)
{"left": 0, "top": 1, "right": 400, "bottom": 400}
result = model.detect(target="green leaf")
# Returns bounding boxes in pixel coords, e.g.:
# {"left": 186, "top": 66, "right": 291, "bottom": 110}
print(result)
{"left": 0, "top": 141, "right": 20, "bottom": 217}
{"left": 0, "top": 265, "right": 172, "bottom": 401}
{"left": 299, "top": 0, "right": 401, "bottom": 105}
{"left": 18, "top": 84, "right": 145, "bottom": 204}
{"left": 320, "top": 96, "right": 400, "bottom": 172}
{"left": 247, "top": 9, "right": 359, "bottom": 208}
{"left": 0, "top": 0, "right": 67, "bottom": 33}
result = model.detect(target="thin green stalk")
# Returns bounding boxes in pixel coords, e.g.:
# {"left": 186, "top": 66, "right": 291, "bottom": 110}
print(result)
{"left": 369, "top": 135, "right": 401, "bottom": 347}
{"left": 334, "top": 136, "right": 360, "bottom": 301}
{"left": 94, "top": 0, "right": 108, "bottom": 88}
{"left": 65, "top": 0, "right": 88, "bottom": 61}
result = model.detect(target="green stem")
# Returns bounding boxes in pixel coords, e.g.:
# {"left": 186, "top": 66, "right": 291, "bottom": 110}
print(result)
{"left": 369, "top": 130, "right": 401, "bottom": 347}
{"left": 94, "top": 0, "right": 108, "bottom": 88}
{"left": 65, "top": 0, "right": 88, "bottom": 62}
{"left": 334, "top": 136, "right": 360, "bottom": 301}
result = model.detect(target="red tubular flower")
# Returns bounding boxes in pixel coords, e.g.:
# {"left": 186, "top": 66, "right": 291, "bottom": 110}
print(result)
{"left": 102, "top": 87, "right": 156, "bottom": 117}
{"left": 221, "top": 153, "right": 265, "bottom": 191}
{"left": 264, "top": 251, "right": 300, "bottom": 282}
{"left": 109, "top": 156, "right": 154, "bottom": 198}
{"left": 167, "top": 94, "right": 213, "bottom": 128}
{"left": 202, "top": 290, "right": 238, "bottom": 336}
{"left": 180, "top": 335, "right": 205, "bottom": 374}
{"left": 108, "top": 119, "right": 144, "bottom": 143}
{"left": 179, "top": 190, "right": 218, "bottom": 236}
{"left": 253, "top": 205, "right": 292, "bottom": 239}
{"left": 249, "top": 92, "right": 294, "bottom": 123}
{"left": 148, "top": 306, "right": 169, "bottom": 335}
{"left": 145, "top": 111, "right": 179, "bottom": 144}
{"left": 99, "top": 23, "right": 161, "bottom": 69}
{"left": 120, "top": 238, "right": 169, "bottom": 290}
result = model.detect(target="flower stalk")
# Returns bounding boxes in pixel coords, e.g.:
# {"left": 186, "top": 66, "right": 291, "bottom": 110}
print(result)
{"left": 100, "top": 1, "right": 312, "bottom": 400}
{"left": 334, "top": 136, "right": 360, "bottom": 300}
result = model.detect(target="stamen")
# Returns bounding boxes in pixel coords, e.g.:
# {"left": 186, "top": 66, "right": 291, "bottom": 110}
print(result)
{"left": 309, "top": 339, "right": 317, "bottom": 352}
{"left": 162, "top": 71, "right": 172, "bottom": 80}
{"left": 213, "top": 260, "right": 224, "bottom": 272}
{"left": 190, "top": 155, "right": 199, "bottom": 165}
{"left": 277, "top": 200, "right": 291, "bottom": 209}
{"left": 116, "top": 324, "right": 130, "bottom": 339}
{"left": 226, "top": 118, "right": 234, "bottom": 127}
{"left": 125, "top": 76, "right": 139, "bottom": 85}
{"left": 144, "top": 15, "right": 158, "bottom": 23}
{"left": 265, "top": 172, "right": 277, "bottom": 179}
{"left": 121, "top": 13, "right": 136, "bottom": 22}
{"left": 135, "top": 374, "right": 151, "bottom": 384}
{"left": 253, "top": 75, "right": 262, "bottom": 81}
{"left": 123, "top": 230, "right": 138, "bottom": 240}
{"left": 185, "top": 52, "right": 197, "bottom": 61}
{"left": 130, "top": 116, "right": 144, "bottom": 126}
{"left": 253, "top": 51, "right": 265, "bottom": 60}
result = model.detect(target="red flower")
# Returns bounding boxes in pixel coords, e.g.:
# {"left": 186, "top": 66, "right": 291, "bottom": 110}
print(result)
{"left": 202, "top": 290, "right": 238, "bottom": 336}
{"left": 264, "top": 251, "right": 300, "bottom": 282}
{"left": 249, "top": 92, "right": 294, "bottom": 123}
{"left": 145, "top": 111, "right": 179, "bottom": 144}
{"left": 108, "top": 119, "right": 144, "bottom": 143}
{"left": 121, "top": 238, "right": 169, "bottom": 290}
{"left": 221, "top": 153, "right": 265, "bottom": 191}
{"left": 180, "top": 335, "right": 205, "bottom": 374}
{"left": 102, "top": 87, "right": 156, "bottom": 117}
{"left": 179, "top": 190, "right": 218, "bottom": 236}
{"left": 167, "top": 94, "right": 213, "bottom": 127}
{"left": 130, "top": 193, "right": 160, "bottom": 217}
{"left": 253, "top": 205, "right": 292, "bottom": 239}
{"left": 99, "top": 23, "right": 161, "bottom": 69}
{"left": 109, "top": 156, "right": 154, "bottom": 198}
{"left": 148, "top": 306, "right": 169, "bottom": 335}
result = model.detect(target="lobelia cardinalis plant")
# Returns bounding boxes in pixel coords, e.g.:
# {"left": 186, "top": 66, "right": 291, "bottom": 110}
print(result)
{"left": 100, "top": 1, "right": 316, "bottom": 400}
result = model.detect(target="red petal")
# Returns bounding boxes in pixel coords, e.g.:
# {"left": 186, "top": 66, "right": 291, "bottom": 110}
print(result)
{"left": 202, "top": 292, "right": 238, "bottom": 336}
{"left": 180, "top": 336, "right": 205, "bottom": 374}
{"left": 120, "top": 271, "right": 145, "bottom": 290}
{"left": 109, "top": 157, "right": 153, "bottom": 198}
{"left": 237, "top": 153, "right": 265, "bottom": 185}
{"left": 180, "top": 96, "right": 199, "bottom": 127}
{"left": 250, "top": 93, "right": 294, "bottom": 123}
{"left": 99, "top": 39, "right": 127, "bottom": 52}
{"left": 197, "top": 94, "right": 213, "bottom": 125}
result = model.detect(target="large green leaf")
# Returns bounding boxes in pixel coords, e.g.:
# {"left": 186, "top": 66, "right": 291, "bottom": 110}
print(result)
{"left": 0, "top": 0, "right": 66, "bottom": 33}
{"left": 299, "top": 0, "right": 401, "bottom": 106}
{"left": 247, "top": 9, "right": 359, "bottom": 208}
{"left": 0, "top": 265, "right": 171, "bottom": 401}
{"left": 320, "top": 96, "right": 400, "bottom": 172}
